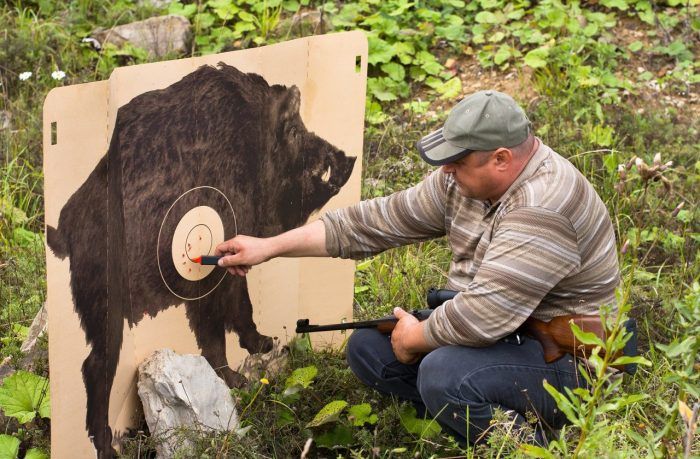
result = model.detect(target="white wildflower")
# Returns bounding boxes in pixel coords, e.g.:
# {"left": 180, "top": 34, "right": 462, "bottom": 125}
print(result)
{"left": 51, "top": 70, "right": 66, "bottom": 81}
{"left": 19, "top": 71, "right": 32, "bottom": 81}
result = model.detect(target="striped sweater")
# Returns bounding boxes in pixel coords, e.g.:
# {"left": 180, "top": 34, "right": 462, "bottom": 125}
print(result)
{"left": 321, "top": 140, "right": 620, "bottom": 347}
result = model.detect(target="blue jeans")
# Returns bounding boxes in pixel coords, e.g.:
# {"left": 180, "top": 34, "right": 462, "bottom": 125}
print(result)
{"left": 346, "top": 328, "right": 584, "bottom": 444}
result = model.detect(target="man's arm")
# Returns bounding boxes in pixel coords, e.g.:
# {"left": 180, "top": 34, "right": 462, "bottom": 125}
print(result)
{"left": 216, "top": 168, "right": 449, "bottom": 275}
{"left": 322, "top": 168, "right": 448, "bottom": 259}
{"left": 215, "top": 219, "right": 328, "bottom": 276}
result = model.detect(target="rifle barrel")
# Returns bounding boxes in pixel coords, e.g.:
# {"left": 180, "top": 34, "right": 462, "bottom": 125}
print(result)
{"left": 295, "top": 317, "right": 396, "bottom": 334}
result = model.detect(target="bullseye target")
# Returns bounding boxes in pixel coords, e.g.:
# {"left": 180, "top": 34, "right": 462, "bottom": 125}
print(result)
{"left": 157, "top": 186, "right": 236, "bottom": 300}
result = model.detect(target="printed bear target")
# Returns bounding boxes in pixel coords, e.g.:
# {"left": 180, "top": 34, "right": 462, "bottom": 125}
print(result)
{"left": 43, "top": 31, "right": 367, "bottom": 459}
{"left": 157, "top": 186, "right": 236, "bottom": 300}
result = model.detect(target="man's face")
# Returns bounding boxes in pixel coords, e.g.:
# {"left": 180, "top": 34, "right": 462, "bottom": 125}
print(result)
{"left": 441, "top": 151, "right": 497, "bottom": 201}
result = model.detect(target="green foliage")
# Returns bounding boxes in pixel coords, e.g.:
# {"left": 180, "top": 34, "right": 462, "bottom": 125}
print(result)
{"left": 10, "top": 228, "right": 41, "bottom": 250}
{"left": 307, "top": 400, "right": 348, "bottom": 427}
{"left": 0, "top": 426, "right": 47, "bottom": 458}
{"left": 398, "top": 405, "right": 442, "bottom": 439}
{"left": 0, "top": 371, "right": 50, "bottom": 424}
{"left": 654, "top": 282, "right": 700, "bottom": 443}
{"left": 348, "top": 402, "right": 378, "bottom": 426}
{"left": 0, "top": 435, "right": 20, "bottom": 459}
{"left": 168, "top": 0, "right": 304, "bottom": 53}
{"left": 283, "top": 364, "right": 318, "bottom": 395}
{"left": 23, "top": 449, "right": 48, "bottom": 459}
{"left": 0, "top": 324, "right": 30, "bottom": 364}
{"left": 329, "top": 0, "right": 469, "bottom": 121}
{"left": 314, "top": 423, "right": 354, "bottom": 448}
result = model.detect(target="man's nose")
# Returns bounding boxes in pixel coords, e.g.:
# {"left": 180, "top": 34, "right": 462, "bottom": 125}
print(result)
{"left": 442, "top": 164, "right": 455, "bottom": 174}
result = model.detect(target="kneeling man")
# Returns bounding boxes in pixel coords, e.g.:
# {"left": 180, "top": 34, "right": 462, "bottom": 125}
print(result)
{"left": 216, "top": 90, "right": 620, "bottom": 443}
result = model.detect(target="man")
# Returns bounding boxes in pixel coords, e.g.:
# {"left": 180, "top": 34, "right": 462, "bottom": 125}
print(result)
{"left": 216, "top": 90, "right": 620, "bottom": 443}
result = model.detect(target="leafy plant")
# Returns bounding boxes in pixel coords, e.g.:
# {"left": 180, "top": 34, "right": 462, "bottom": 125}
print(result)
{"left": 653, "top": 282, "right": 700, "bottom": 454}
{"left": 168, "top": 0, "right": 304, "bottom": 54}
{"left": 348, "top": 402, "right": 378, "bottom": 426}
{"left": 307, "top": 400, "right": 348, "bottom": 427}
{"left": 0, "top": 371, "right": 50, "bottom": 424}
{"left": 0, "top": 436, "right": 19, "bottom": 459}
{"left": 307, "top": 399, "right": 385, "bottom": 448}
{"left": 398, "top": 405, "right": 442, "bottom": 439}
{"left": 23, "top": 449, "right": 48, "bottom": 459}
{"left": 282, "top": 364, "right": 317, "bottom": 401}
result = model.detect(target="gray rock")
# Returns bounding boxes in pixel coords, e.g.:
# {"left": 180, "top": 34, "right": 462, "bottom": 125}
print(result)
{"left": 137, "top": 349, "right": 238, "bottom": 457}
{"left": 90, "top": 15, "right": 191, "bottom": 58}
{"left": 21, "top": 303, "right": 48, "bottom": 355}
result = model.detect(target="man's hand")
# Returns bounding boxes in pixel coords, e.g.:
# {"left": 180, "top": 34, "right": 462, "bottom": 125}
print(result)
{"left": 215, "top": 235, "right": 273, "bottom": 277}
{"left": 214, "top": 220, "right": 330, "bottom": 277}
{"left": 391, "top": 307, "right": 434, "bottom": 364}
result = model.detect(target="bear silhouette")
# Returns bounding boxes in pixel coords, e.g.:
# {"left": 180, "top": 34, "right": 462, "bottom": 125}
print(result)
{"left": 46, "top": 63, "right": 356, "bottom": 458}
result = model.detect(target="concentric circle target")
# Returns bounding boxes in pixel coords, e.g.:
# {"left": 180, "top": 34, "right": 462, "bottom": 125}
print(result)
{"left": 157, "top": 186, "right": 236, "bottom": 301}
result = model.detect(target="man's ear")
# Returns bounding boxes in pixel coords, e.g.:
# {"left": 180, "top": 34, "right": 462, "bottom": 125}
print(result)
{"left": 493, "top": 148, "right": 514, "bottom": 170}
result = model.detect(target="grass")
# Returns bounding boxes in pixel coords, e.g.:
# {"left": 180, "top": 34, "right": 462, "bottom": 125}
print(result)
{"left": 0, "top": 0, "right": 699, "bottom": 457}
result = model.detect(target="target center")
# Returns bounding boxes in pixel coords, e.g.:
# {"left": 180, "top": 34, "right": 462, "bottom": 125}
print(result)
{"left": 171, "top": 206, "right": 225, "bottom": 281}
{"left": 186, "top": 224, "right": 213, "bottom": 262}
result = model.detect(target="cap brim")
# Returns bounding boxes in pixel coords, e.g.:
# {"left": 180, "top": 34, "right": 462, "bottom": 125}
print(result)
{"left": 416, "top": 128, "right": 471, "bottom": 166}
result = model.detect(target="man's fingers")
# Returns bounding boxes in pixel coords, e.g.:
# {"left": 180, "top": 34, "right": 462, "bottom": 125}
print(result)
{"left": 215, "top": 239, "right": 239, "bottom": 257}
{"left": 226, "top": 266, "right": 247, "bottom": 277}
{"left": 393, "top": 307, "right": 408, "bottom": 319}
{"left": 218, "top": 253, "right": 243, "bottom": 267}
{"left": 215, "top": 240, "right": 231, "bottom": 256}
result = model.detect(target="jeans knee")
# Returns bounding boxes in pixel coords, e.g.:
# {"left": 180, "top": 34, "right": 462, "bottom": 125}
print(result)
{"left": 417, "top": 348, "right": 453, "bottom": 406}
{"left": 417, "top": 346, "right": 481, "bottom": 412}
{"left": 346, "top": 328, "right": 387, "bottom": 377}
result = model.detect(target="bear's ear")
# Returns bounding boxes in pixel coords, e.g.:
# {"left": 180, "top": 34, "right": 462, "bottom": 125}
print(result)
{"left": 279, "top": 86, "right": 301, "bottom": 120}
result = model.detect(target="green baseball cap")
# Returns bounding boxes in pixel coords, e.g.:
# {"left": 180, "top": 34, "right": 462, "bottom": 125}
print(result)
{"left": 417, "top": 90, "right": 530, "bottom": 166}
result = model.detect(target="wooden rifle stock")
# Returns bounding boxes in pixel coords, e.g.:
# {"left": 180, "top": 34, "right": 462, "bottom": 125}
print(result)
{"left": 522, "top": 315, "right": 609, "bottom": 364}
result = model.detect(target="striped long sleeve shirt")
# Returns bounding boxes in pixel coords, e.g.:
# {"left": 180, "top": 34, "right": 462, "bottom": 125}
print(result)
{"left": 320, "top": 140, "right": 620, "bottom": 347}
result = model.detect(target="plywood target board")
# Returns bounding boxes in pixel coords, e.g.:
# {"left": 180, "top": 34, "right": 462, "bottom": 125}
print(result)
{"left": 43, "top": 31, "right": 367, "bottom": 458}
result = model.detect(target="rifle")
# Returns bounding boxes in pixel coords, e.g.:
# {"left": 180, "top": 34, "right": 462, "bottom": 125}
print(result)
{"left": 295, "top": 309, "right": 433, "bottom": 334}
{"left": 296, "top": 288, "right": 638, "bottom": 374}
